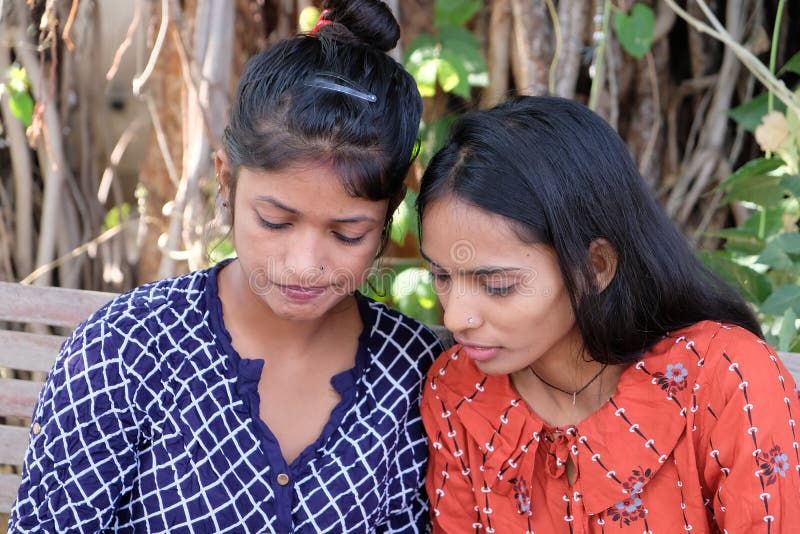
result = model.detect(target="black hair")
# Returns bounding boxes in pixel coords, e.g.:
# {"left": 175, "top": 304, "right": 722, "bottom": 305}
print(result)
{"left": 223, "top": 0, "right": 421, "bottom": 227}
{"left": 418, "top": 96, "right": 762, "bottom": 365}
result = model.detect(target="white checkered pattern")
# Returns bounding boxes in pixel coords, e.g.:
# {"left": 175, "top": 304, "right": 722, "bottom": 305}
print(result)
{"left": 9, "top": 265, "right": 441, "bottom": 533}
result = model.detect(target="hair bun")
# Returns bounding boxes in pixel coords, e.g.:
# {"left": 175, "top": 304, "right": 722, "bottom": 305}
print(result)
{"left": 321, "top": 0, "right": 400, "bottom": 52}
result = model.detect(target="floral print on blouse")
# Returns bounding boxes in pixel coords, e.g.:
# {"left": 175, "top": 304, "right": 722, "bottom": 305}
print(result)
{"left": 421, "top": 321, "right": 800, "bottom": 533}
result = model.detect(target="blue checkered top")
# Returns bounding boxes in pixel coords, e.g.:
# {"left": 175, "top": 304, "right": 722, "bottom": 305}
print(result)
{"left": 10, "top": 264, "right": 441, "bottom": 533}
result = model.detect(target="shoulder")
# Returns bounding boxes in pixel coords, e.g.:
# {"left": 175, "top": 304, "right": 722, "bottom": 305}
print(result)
{"left": 93, "top": 269, "right": 211, "bottom": 324}
{"left": 358, "top": 293, "right": 444, "bottom": 371}
{"left": 672, "top": 320, "right": 775, "bottom": 377}
{"left": 61, "top": 269, "right": 215, "bottom": 365}
{"left": 643, "top": 321, "right": 785, "bottom": 401}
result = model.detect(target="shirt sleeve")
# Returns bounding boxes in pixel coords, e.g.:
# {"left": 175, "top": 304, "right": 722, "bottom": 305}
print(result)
{"left": 9, "top": 316, "right": 141, "bottom": 533}
{"left": 696, "top": 327, "right": 800, "bottom": 533}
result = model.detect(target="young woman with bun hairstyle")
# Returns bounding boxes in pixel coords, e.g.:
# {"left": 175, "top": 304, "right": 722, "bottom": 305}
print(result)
{"left": 11, "top": 2, "right": 441, "bottom": 531}
{"left": 417, "top": 96, "right": 800, "bottom": 532}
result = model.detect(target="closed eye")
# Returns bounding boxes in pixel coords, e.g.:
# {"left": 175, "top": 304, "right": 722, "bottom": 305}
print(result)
{"left": 333, "top": 232, "right": 366, "bottom": 245}
{"left": 257, "top": 216, "right": 290, "bottom": 230}
{"left": 485, "top": 284, "right": 515, "bottom": 297}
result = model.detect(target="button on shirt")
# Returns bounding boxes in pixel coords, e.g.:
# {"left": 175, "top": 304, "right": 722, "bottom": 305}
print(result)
{"left": 10, "top": 263, "right": 442, "bottom": 533}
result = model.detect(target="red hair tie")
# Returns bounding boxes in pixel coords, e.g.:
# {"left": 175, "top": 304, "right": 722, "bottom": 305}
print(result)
{"left": 310, "top": 8, "right": 333, "bottom": 37}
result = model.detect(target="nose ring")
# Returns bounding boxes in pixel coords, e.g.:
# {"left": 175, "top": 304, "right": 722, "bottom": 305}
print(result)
{"left": 467, "top": 317, "right": 475, "bottom": 325}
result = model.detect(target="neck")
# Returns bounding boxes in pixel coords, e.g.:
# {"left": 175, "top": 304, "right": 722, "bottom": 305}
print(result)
{"left": 512, "top": 358, "right": 625, "bottom": 427}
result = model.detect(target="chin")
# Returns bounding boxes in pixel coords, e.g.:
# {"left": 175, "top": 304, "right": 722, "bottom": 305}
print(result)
{"left": 264, "top": 293, "right": 350, "bottom": 322}
{"left": 472, "top": 358, "right": 511, "bottom": 376}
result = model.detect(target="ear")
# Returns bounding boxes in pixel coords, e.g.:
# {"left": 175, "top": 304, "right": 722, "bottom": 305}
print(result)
{"left": 588, "top": 238, "right": 618, "bottom": 292}
{"left": 215, "top": 149, "right": 233, "bottom": 201}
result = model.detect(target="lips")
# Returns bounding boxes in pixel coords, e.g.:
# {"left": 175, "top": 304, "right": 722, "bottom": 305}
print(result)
{"left": 277, "top": 284, "right": 327, "bottom": 302}
{"left": 456, "top": 338, "right": 501, "bottom": 362}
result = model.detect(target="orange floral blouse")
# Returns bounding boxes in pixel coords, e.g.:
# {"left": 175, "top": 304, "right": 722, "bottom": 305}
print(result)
{"left": 421, "top": 322, "right": 800, "bottom": 533}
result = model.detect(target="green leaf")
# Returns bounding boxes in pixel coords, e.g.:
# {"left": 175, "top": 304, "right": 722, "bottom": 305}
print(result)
{"left": 434, "top": 0, "right": 482, "bottom": 27}
{"left": 718, "top": 158, "right": 787, "bottom": 207}
{"left": 778, "top": 50, "right": 800, "bottom": 76}
{"left": 769, "top": 233, "right": 800, "bottom": 254}
{"left": 416, "top": 275, "right": 438, "bottom": 309}
{"left": 404, "top": 35, "right": 440, "bottom": 97}
{"left": 415, "top": 58, "right": 440, "bottom": 97}
{"left": 102, "top": 203, "right": 131, "bottom": 231}
{"left": 612, "top": 3, "right": 654, "bottom": 59}
{"left": 5, "top": 64, "right": 29, "bottom": 93}
{"left": 698, "top": 251, "right": 772, "bottom": 304}
{"left": 760, "top": 284, "right": 800, "bottom": 315}
{"left": 781, "top": 175, "right": 800, "bottom": 197}
{"left": 438, "top": 52, "right": 471, "bottom": 97}
{"left": 392, "top": 267, "right": 429, "bottom": 300}
{"left": 403, "top": 34, "right": 438, "bottom": 65}
{"left": 717, "top": 157, "right": 784, "bottom": 190}
{"left": 738, "top": 207, "right": 784, "bottom": 238}
{"left": 778, "top": 308, "right": 797, "bottom": 352}
{"left": 725, "top": 175, "right": 786, "bottom": 207}
{"left": 8, "top": 90, "right": 33, "bottom": 128}
{"left": 728, "top": 93, "right": 787, "bottom": 132}
{"left": 208, "top": 237, "right": 236, "bottom": 265}
{"left": 711, "top": 228, "right": 764, "bottom": 255}
{"left": 439, "top": 25, "right": 489, "bottom": 88}
{"left": 390, "top": 189, "right": 419, "bottom": 246}
{"left": 391, "top": 267, "right": 441, "bottom": 323}
{"left": 757, "top": 243, "right": 793, "bottom": 269}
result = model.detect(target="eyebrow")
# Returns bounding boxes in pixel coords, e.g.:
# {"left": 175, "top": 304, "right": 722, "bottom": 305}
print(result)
{"left": 420, "top": 249, "right": 522, "bottom": 276}
{"left": 256, "top": 195, "right": 379, "bottom": 224}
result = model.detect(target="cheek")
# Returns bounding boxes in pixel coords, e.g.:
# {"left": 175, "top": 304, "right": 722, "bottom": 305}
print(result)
{"left": 329, "top": 246, "right": 379, "bottom": 284}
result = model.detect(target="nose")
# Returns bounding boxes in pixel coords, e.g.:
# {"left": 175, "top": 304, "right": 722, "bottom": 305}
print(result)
{"left": 440, "top": 281, "right": 481, "bottom": 333}
{"left": 283, "top": 230, "right": 326, "bottom": 283}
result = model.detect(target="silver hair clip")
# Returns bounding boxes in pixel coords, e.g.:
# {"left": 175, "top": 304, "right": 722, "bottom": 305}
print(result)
{"left": 305, "top": 73, "right": 378, "bottom": 103}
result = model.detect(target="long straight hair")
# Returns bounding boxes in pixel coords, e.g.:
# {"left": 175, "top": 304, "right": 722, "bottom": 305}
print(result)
{"left": 418, "top": 96, "right": 761, "bottom": 364}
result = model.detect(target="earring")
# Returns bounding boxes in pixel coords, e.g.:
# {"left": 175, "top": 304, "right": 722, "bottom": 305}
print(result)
{"left": 319, "top": 265, "right": 325, "bottom": 272}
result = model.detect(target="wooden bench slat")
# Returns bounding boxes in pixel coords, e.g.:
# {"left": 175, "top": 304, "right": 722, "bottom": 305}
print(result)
{"left": 0, "top": 473, "right": 21, "bottom": 514}
{"left": 0, "top": 281, "right": 115, "bottom": 328}
{"left": 0, "top": 378, "right": 44, "bottom": 419}
{"left": 0, "top": 330, "right": 62, "bottom": 373}
{"left": 0, "top": 425, "right": 29, "bottom": 467}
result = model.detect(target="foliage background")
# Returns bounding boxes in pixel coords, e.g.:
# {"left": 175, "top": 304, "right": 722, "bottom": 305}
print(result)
{"left": 0, "top": 0, "right": 799, "bottom": 337}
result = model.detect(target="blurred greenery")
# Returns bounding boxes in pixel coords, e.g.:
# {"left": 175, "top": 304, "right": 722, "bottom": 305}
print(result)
{"left": 3, "top": 64, "right": 34, "bottom": 128}
{"left": 702, "top": 52, "right": 800, "bottom": 350}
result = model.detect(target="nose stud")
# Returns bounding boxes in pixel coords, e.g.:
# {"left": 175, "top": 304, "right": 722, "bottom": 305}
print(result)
{"left": 467, "top": 317, "right": 475, "bottom": 325}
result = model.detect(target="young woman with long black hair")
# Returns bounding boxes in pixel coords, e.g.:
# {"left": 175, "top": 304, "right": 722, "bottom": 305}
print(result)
{"left": 418, "top": 96, "right": 800, "bottom": 532}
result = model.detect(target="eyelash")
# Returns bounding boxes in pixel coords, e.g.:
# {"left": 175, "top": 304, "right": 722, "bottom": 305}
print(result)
{"left": 257, "top": 216, "right": 365, "bottom": 245}
{"left": 485, "top": 284, "right": 515, "bottom": 297}
{"left": 429, "top": 272, "right": 515, "bottom": 297}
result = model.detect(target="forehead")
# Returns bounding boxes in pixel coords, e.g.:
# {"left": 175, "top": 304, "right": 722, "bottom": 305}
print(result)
{"left": 237, "top": 163, "right": 387, "bottom": 217}
{"left": 421, "top": 199, "right": 546, "bottom": 268}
